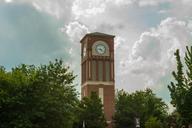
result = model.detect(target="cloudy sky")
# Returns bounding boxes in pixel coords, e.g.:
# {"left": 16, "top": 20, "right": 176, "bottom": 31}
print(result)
{"left": 1, "top": 0, "right": 192, "bottom": 110}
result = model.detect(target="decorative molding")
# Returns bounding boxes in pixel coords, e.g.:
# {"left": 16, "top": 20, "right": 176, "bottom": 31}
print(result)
{"left": 107, "top": 121, "right": 112, "bottom": 124}
{"left": 81, "top": 81, "right": 114, "bottom": 88}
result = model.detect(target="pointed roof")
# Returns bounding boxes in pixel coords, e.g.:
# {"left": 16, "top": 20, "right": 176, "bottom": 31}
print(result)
{"left": 80, "top": 32, "right": 115, "bottom": 43}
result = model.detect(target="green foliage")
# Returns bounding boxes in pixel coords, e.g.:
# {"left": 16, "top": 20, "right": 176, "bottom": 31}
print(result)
{"left": 0, "top": 59, "right": 78, "bottom": 128}
{"left": 113, "top": 90, "right": 135, "bottom": 128}
{"left": 168, "top": 46, "right": 192, "bottom": 126}
{"left": 145, "top": 116, "right": 162, "bottom": 128}
{"left": 113, "top": 89, "right": 168, "bottom": 128}
{"left": 75, "top": 92, "right": 107, "bottom": 128}
{"left": 166, "top": 111, "right": 180, "bottom": 128}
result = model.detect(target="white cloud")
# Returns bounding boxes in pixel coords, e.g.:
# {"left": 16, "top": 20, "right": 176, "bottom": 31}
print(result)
{"left": 111, "top": 0, "right": 135, "bottom": 6}
{"left": 4, "top": 0, "right": 73, "bottom": 20}
{"left": 31, "top": 0, "right": 73, "bottom": 19}
{"left": 138, "top": 0, "right": 172, "bottom": 7}
{"left": 114, "top": 36, "right": 125, "bottom": 49}
{"left": 168, "top": 0, "right": 192, "bottom": 19}
{"left": 4, "top": 0, "right": 13, "bottom": 3}
{"left": 72, "top": 0, "right": 106, "bottom": 20}
{"left": 64, "top": 21, "right": 89, "bottom": 43}
{"left": 61, "top": 21, "right": 89, "bottom": 77}
{"left": 158, "top": 10, "right": 168, "bottom": 14}
{"left": 121, "top": 17, "right": 192, "bottom": 89}
{"left": 181, "top": 0, "right": 192, "bottom": 5}
{"left": 132, "top": 32, "right": 161, "bottom": 61}
{"left": 3, "top": 0, "right": 192, "bottom": 106}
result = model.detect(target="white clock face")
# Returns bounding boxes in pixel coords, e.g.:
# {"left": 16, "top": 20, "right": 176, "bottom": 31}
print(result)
{"left": 96, "top": 44, "right": 106, "bottom": 54}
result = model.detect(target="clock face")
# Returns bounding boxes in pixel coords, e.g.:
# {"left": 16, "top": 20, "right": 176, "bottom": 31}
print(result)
{"left": 96, "top": 44, "right": 106, "bottom": 54}
{"left": 92, "top": 40, "right": 109, "bottom": 56}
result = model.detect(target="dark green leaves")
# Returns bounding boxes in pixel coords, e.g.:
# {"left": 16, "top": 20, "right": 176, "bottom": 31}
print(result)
{"left": 0, "top": 59, "right": 78, "bottom": 128}
{"left": 168, "top": 46, "right": 192, "bottom": 127}
{"left": 75, "top": 92, "right": 107, "bottom": 128}
{"left": 114, "top": 89, "right": 168, "bottom": 128}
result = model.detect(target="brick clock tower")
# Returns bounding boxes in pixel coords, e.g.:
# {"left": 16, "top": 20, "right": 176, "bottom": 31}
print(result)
{"left": 80, "top": 32, "right": 115, "bottom": 128}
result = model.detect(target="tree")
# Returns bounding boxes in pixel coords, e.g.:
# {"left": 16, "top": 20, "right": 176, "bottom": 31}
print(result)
{"left": 76, "top": 92, "right": 107, "bottom": 128}
{"left": 0, "top": 59, "right": 78, "bottom": 128}
{"left": 113, "top": 89, "right": 168, "bottom": 128}
{"left": 145, "top": 116, "right": 162, "bottom": 128}
{"left": 113, "top": 90, "right": 135, "bottom": 128}
{"left": 168, "top": 46, "right": 192, "bottom": 127}
{"left": 166, "top": 110, "right": 180, "bottom": 128}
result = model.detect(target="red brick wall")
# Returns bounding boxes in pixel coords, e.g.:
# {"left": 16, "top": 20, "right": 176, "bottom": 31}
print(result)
{"left": 81, "top": 33, "right": 115, "bottom": 128}
{"left": 82, "top": 84, "right": 115, "bottom": 126}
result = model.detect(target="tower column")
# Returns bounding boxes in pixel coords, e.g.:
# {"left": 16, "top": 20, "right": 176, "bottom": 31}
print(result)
{"left": 80, "top": 32, "right": 115, "bottom": 128}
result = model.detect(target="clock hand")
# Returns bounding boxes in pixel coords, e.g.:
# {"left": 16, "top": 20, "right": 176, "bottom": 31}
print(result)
{"left": 99, "top": 48, "right": 103, "bottom": 52}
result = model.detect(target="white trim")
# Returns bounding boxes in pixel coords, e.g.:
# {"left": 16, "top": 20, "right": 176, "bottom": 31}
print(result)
{"left": 107, "top": 121, "right": 112, "bottom": 124}
{"left": 89, "top": 61, "right": 91, "bottom": 78}
{"left": 111, "top": 63, "right": 113, "bottom": 79}
{"left": 99, "top": 88, "right": 104, "bottom": 104}
{"left": 81, "top": 81, "right": 114, "bottom": 88}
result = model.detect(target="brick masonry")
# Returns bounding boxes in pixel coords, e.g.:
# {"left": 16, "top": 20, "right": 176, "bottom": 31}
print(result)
{"left": 80, "top": 32, "right": 115, "bottom": 128}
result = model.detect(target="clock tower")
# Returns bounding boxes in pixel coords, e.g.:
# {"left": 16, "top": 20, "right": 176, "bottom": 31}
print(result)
{"left": 80, "top": 32, "right": 115, "bottom": 128}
